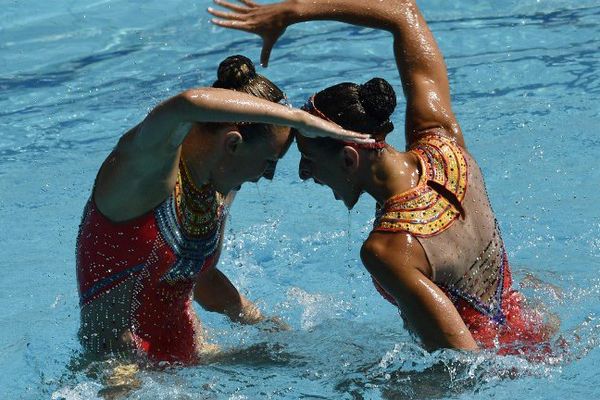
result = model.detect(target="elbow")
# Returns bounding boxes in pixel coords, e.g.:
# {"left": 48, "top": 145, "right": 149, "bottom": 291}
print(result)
{"left": 423, "top": 323, "right": 479, "bottom": 352}
{"left": 142, "top": 90, "right": 195, "bottom": 127}
{"left": 175, "top": 88, "right": 214, "bottom": 121}
{"left": 416, "top": 326, "right": 479, "bottom": 352}
{"left": 174, "top": 90, "right": 197, "bottom": 121}
{"left": 179, "top": 88, "right": 200, "bottom": 104}
{"left": 179, "top": 87, "right": 215, "bottom": 102}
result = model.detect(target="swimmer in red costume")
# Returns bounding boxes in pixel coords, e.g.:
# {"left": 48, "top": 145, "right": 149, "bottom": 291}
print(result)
{"left": 76, "top": 55, "right": 370, "bottom": 364}
{"left": 210, "top": 1, "right": 558, "bottom": 354}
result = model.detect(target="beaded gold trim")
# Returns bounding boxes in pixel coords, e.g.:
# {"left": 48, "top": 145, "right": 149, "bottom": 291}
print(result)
{"left": 374, "top": 133, "right": 468, "bottom": 237}
{"left": 174, "top": 158, "right": 224, "bottom": 238}
{"left": 441, "top": 222, "right": 507, "bottom": 322}
{"left": 155, "top": 158, "right": 226, "bottom": 282}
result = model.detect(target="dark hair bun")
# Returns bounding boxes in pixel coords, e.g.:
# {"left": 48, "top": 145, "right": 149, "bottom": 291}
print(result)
{"left": 217, "top": 55, "right": 257, "bottom": 89}
{"left": 358, "top": 78, "right": 397, "bottom": 122}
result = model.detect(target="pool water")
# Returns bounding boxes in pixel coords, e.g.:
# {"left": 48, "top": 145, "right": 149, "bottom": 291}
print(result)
{"left": 1, "top": 1, "right": 599, "bottom": 399}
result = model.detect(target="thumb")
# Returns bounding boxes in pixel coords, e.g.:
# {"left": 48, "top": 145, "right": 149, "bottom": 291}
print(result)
{"left": 260, "top": 37, "right": 275, "bottom": 67}
{"left": 260, "top": 30, "right": 284, "bottom": 67}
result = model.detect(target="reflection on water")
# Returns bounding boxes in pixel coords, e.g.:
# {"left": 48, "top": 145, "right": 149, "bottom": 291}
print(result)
{"left": 206, "top": 341, "right": 305, "bottom": 368}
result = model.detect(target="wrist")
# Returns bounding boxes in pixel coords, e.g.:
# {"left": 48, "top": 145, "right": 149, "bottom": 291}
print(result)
{"left": 227, "top": 297, "right": 264, "bottom": 324}
{"left": 240, "top": 302, "right": 264, "bottom": 324}
{"left": 291, "top": 107, "right": 309, "bottom": 131}
{"left": 285, "top": 0, "right": 312, "bottom": 24}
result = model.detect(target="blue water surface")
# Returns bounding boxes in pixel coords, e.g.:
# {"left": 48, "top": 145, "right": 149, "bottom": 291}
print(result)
{"left": 1, "top": 0, "right": 599, "bottom": 399}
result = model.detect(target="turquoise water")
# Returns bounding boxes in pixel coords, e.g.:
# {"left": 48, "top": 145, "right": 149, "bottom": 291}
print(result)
{"left": 1, "top": 1, "right": 599, "bottom": 398}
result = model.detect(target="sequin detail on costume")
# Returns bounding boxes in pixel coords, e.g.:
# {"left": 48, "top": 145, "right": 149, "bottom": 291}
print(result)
{"left": 371, "top": 132, "right": 508, "bottom": 322}
{"left": 156, "top": 159, "right": 225, "bottom": 283}
{"left": 374, "top": 133, "right": 468, "bottom": 236}
{"left": 79, "top": 262, "right": 145, "bottom": 305}
{"left": 76, "top": 157, "right": 227, "bottom": 363}
{"left": 175, "top": 159, "right": 224, "bottom": 237}
{"left": 441, "top": 222, "right": 507, "bottom": 323}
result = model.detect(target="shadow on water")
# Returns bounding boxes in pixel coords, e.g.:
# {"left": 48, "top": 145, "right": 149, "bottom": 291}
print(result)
{"left": 0, "top": 46, "right": 144, "bottom": 92}
{"left": 335, "top": 360, "right": 481, "bottom": 400}
{"left": 205, "top": 341, "right": 306, "bottom": 368}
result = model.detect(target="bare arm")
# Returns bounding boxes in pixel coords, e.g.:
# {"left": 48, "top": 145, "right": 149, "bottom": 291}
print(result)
{"left": 95, "top": 87, "right": 371, "bottom": 221}
{"left": 192, "top": 192, "right": 263, "bottom": 324}
{"left": 194, "top": 267, "right": 263, "bottom": 324}
{"left": 361, "top": 232, "right": 478, "bottom": 351}
{"left": 210, "top": 0, "right": 466, "bottom": 147}
{"left": 137, "top": 87, "right": 372, "bottom": 149}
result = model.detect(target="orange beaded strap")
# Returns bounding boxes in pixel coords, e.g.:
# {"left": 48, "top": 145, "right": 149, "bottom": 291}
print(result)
{"left": 374, "top": 133, "right": 468, "bottom": 236}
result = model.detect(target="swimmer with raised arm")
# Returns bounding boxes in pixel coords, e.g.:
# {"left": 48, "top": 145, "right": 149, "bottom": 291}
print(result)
{"left": 210, "top": 1, "right": 557, "bottom": 353}
{"left": 76, "top": 55, "right": 370, "bottom": 364}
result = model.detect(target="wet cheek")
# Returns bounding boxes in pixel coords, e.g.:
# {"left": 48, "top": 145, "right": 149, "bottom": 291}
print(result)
{"left": 318, "top": 169, "right": 334, "bottom": 186}
{"left": 254, "top": 167, "right": 265, "bottom": 180}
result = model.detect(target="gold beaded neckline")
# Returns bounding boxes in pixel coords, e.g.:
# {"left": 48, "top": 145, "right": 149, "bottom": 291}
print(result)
{"left": 174, "top": 158, "right": 224, "bottom": 238}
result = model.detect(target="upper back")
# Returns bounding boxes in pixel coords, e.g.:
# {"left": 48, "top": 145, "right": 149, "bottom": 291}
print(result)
{"left": 373, "top": 131, "right": 506, "bottom": 318}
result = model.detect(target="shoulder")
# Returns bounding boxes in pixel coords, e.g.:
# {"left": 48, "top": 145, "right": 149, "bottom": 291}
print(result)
{"left": 361, "top": 231, "right": 412, "bottom": 267}
{"left": 361, "top": 231, "right": 432, "bottom": 279}
{"left": 407, "top": 126, "right": 467, "bottom": 150}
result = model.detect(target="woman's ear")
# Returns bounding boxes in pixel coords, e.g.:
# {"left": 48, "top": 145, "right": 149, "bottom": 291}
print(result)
{"left": 341, "top": 146, "right": 360, "bottom": 173}
{"left": 223, "top": 130, "right": 243, "bottom": 155}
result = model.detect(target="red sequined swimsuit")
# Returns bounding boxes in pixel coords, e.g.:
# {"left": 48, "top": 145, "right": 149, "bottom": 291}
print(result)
{"left": 76, "top": 161, "right": 225, "bottom": 363}
{"left": 371, "top": 131, "right": 551, "bottom": 353}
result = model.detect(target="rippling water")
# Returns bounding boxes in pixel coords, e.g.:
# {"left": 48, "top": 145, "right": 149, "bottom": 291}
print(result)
{"left": 1, "top": 1, "right": 599, "bottom": 399}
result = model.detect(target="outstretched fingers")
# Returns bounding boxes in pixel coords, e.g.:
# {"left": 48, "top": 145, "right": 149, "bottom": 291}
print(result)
{"left": 207, "top": 7, "right": 245, "bottom": 20}
{"left": 260, "top": 35, "right": 278, "bottom": 67}
{"left": 208, "top": 0, "right": 258, "bottom": 32}
{"left": 212, "top": 0, "right": 251, "bottom": 13}
{"left": 238, "top": 0, "right": 258, "bottom": 7}
{"left": 330, "top": 131, "right": 375, "bottom": 144}
{"left": 210, "top": 18, "right": 250, "bottom": 31}
{"left": 298, "top": 128, "right": 375, "bottom": 144}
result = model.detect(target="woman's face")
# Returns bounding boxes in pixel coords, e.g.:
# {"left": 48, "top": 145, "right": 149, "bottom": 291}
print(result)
{"left": 296, "top": 136, "right": 362, "bottom": 209}
{"left": 218, "top": 125, "right": 293, "bottom": 193}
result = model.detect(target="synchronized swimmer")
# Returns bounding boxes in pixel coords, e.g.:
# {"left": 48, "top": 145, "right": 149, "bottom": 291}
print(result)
{"left": 76, "top": 55, "right": 369, "bottom": 363}
{"left": 76, "top": 0, "right": 558, "bottom": 365}
{"left": 210, "top": 0, "right": 558, "bottom": 354}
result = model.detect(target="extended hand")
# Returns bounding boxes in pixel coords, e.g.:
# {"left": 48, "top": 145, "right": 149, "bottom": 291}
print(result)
{"left": 257, "top": 316, "right": 291, "bottom": 332}
{"left": 297, "top": 110, "right": 375, "bottom": 144}
{"left": 209, "top": 0, "right": 296, "bottom": 67}
{"left": 230, "top": 296, "right": 265, "bottom": 324}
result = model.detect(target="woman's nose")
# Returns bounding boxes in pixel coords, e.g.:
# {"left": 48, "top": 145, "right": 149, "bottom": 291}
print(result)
{"left": 261, "top": 160, "right": 277, "bottom": 181}
{"left": 262, "top": 168, "right": 275, "bottom": 181}
{"left": 299, "top": 159, "right": 311, "bottom": 180}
